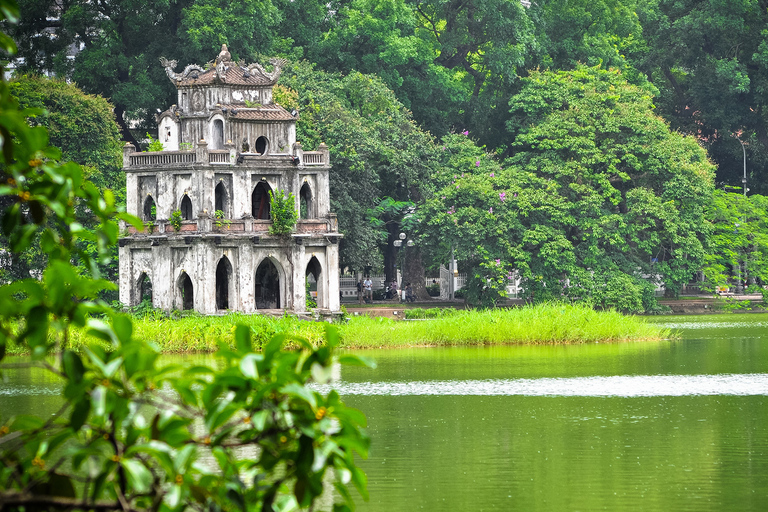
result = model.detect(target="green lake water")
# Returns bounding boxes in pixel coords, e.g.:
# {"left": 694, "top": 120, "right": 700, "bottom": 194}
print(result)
{"left": 2, "top": 314, "right": 768, "bottom": 511}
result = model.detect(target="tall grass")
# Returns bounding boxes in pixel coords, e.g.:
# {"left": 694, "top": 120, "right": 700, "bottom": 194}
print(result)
{"left": 5, "top": 303, "right": 667, "bottom": 355}
{"left": 338, "top": 303, "right": 668, "bottom": 348}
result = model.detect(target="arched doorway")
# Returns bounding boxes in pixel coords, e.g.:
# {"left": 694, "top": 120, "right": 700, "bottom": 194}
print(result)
{"left": 216, "top": 257, "right": 232, "bottom": 310}
{"left": 180, "top": 195, "right": 193, "bottom": 220}
{"left": 143, "top": 195, "right": 156, "bottom": 222}
{"left": 137, "top": 272, "right": 153, "bottom": 305}
{"left": 255, "top": 258, "right": 281, "bottom": 309}
{"left": 179, "top": 272, "right": 194, "bottom": 310}
{"left": 254, "top": 136, "right": 268, "bottom": 155}
{"left": 300, "top": 182, "right": 312, "bottom": 219}
{"left": 215, "top": 182, "right": 229, "bottom": 218}
{"left": 252, "top": 182, "right": 272, "bottom": 220}
{"left": 306, "top": 256, "right": 324, "bottom": 309}
{"left": 212, "top": 119, "right": 224, "bottom": 149}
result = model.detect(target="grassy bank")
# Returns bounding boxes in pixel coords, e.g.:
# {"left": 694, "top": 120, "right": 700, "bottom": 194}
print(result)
{"left": 5, "top": 303, "right": 669, "bottom": 355}
{"left": 341, "top": 303, "right": 668, "bottom": 348}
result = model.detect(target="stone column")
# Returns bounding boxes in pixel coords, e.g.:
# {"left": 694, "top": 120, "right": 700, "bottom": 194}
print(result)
{"left": 153, "top": 242, "right": 173, "bottom": 311}
{"left": 118, "top": 243, "right": 132, "bottom": 307}
{"left": 195, "top": 138, "right": 208, "bottom": 165}
{"left": 292, "top": 240, "right": 306, "bottom": 312}
{"left": 327, "top": 242, "right": 341, "bottom": 312}
{"left": 292, "top": 141, "right": 304, "bottom": 165}
{"left": 122, "top": 143, "right": 135, "bottom": 169}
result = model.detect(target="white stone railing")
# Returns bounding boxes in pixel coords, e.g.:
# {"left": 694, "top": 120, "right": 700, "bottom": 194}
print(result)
{"left": 209, "top": 150, "right": 232, "bottom": 164}
{"left": 128, "top": 151, "right": 196, "bottom": 167}
{"left": 302, "top": 152, "right": 324, "bottom": 165}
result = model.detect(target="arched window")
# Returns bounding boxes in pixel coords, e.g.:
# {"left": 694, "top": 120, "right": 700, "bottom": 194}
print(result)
{"left": 137, "top": 272, "right": 152, "bottom": 305}
{"left": 215, "top": 182, "right": 229, "bottom": 218}
{"left": 300, "top": 182, "right": 312, "bottom": 219}
{"left": 306, "top": 256, "right": 323, "bottom": 308}
{"left": 254, "top": 136, "right": 268, "bottom": 155}
{"left": 180, "top": 195, "right": 193, "bottom": 220}
{"left": 212, "top": 119, "right": 224, "bottom": 149}
{"left": 252, "top": 182, "right": 272, "bottom": 220}
{"left": 216, "top": 257, "right": 232, "bottom": 310}
{"left": 179, "top": 272, "right": 194, "bottom": 310}
{"left": 143, "top": 195, "right": 156, "bottom": 222}
{"left": 255, "top": 258, "right": 280, "bottom": 309}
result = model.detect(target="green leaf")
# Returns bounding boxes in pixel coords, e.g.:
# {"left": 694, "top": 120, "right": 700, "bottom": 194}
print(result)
{"left": 310, "top": 362, "right": 332, "bottom": 384}
{"left": 62, "top": 350, "right": 85, "bottom": 383}
{"left": 338, "top": 354, "right": 376, "bottom": 368}
{"left": 234, "top": 324, "right": 251, "bottom": 353}
{"left": 70, "top": 399, "right": 90, "bottom": 431}
{"left": 122, "top": 459, "right": 153, "bottom": 494}
{"left": 11, "top": 415, "right": 45, "bottom": 431}
{"left": 282, "top": 383, "right": 317, "bottom": 408}
{"left": 238, "top": 353, "right": 262, "bottom": 379}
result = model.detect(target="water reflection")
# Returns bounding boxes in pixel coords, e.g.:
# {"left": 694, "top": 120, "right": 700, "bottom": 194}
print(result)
{"left": 314, "top": 373, "right": 768, "bottom": 397}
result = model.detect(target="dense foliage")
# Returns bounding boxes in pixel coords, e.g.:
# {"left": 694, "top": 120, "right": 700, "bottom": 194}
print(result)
{"left": 1, "top": 75, "right": 123, "bottom": 293}
{"left": 702, "top": 189, "right": 768, "bottom": 292}
{"left": 268, "top": 189, "right": 299, "bottom": 236}
{"left": 0, "top": 3, "right": 371, "bottom": 510}
{"left": 13, "top": 0, "right": 768, "bottom": 298}
{"left": 277, "top": 62, "right": 436, "bottom": 282}
{"left": 420, "top": 67, "right": 715, "bottom": 311}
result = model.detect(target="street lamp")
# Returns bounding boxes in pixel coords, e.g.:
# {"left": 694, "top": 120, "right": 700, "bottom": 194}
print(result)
{"left": 393, "top": 232, "right": 414, "bottom": 292}
{"left": 735, "top": 134, "right": 748, "bottom": 197}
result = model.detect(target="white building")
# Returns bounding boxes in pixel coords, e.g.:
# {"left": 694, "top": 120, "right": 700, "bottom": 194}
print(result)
{"left": 119, "top": 45, "right": 342, "bottom": 315}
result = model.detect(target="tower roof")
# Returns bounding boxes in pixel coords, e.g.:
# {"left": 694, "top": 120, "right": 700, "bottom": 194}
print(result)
{"left": 160, "top": 45, "right": 287, "bottom": 88}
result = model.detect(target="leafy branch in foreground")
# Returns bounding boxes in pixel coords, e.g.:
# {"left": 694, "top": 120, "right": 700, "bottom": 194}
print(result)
{"left": 0, "top": 324, "right": 371, "bottom": 512}
{"left": 0, "top": 1, "right": 371, "bottom": 510}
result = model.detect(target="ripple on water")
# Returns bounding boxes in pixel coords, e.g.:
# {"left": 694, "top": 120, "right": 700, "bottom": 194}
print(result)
{"left": 656, "top": 321, "right": 768, "bottom": 330}
{"left": 312, "top": 373, "right": 768, "bottom": 397}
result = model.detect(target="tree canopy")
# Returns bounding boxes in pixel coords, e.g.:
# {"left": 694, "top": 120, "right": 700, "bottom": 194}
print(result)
{"left": 10, "top": 75, "right": 123, "bottom": 191}
{"left": 277, "top": 62, "right": 437, "bottom": 278}
{"left": 420, "top": 67, "right": 715, "bottom": 310}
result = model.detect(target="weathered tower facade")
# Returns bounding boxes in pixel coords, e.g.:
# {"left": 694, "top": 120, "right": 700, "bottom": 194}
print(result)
{"left": 118, "top": 46, "right": 342, "bottom": 315}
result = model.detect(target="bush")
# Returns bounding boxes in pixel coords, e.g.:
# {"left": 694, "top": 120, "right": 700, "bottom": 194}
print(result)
{"left": 426, "top": 283, "right": 441, "bottom": 296}
{"left": 269, "top": 189, "right": 298, "bottom": 236}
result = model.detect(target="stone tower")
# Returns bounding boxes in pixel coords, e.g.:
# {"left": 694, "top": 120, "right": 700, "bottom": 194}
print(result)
{"left": 118, "top": 46, "right": 342, "bottom": 315}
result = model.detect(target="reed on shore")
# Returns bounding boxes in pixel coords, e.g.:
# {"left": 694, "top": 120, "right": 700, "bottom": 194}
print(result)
{"left": 5, "top": 303, "right": 669, "bottom": 355}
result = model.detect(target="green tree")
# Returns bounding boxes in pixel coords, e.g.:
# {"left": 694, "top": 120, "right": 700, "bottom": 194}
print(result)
{"left": 0, "top": 3, "right": 371, "bottom": 510}
{"left": 2, "top": 75, "right": 123, "bottom": 291}
{"left": 702, "top": 189, "right": 768, "bottom": 292}
{"left": 10, "top": 75, "right": 123, "bottom": 191}
{"left": 277, "top": 62, "right": 437, "bottom": 277}
{"left": 11, "top": 0, "right": 281, "bottom": 144}
{"left": 420, "top": 67, "right": 715, "bottom": 310}
{"left": 636, "top": 0, "right": 768, "bottom": 192}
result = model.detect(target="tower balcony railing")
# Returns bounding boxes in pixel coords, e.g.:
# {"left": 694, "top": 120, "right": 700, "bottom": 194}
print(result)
{"left": 124, "top": 216, "right": 338, "bottom": 236}
{"left": 128, "top": 150, "right": 196, "bottom": 167}
{"left": 123, "top": 141, "right": 331, "bottom": 169}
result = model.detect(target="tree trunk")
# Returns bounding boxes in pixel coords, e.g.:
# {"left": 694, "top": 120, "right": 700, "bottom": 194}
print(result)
{"left": 404, "top": 246, "right": 430, "bottom": 300}
{"left": 114, "top": 104, "right": 140, "bottom": 148}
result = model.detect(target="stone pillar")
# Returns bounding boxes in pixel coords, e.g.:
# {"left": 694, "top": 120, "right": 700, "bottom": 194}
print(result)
{"left": 327, "top": 243, "right": 341, "bottom": 311}
{"left": 225, "top": 139, "right": 236, "bottom": 164}
{"left": 318, "top": 142, "right": 329, "bottom": 165}
{"left": 122, "top": 143, "right": 135, "bottom": 169}
{"left": 292, "top": 141, "right": 304, "bottom": 165}
{"left": 195, "top": 138, "right": 208, "bottom": 164}
{"left": 118, "top": 243, "right": 132, "bottom": 308}
{"left": 153, "top": 242, "right": 173, "bottom": 311}
{"left": 202, "top": 242, "right": 217, "bottom": 314}
{"left": 292, "top": 240, "right": 306, "bottom": 312}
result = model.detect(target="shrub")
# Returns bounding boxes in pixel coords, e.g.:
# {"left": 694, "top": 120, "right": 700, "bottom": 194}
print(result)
{"left": 269, "top": 189, "right": 298, "bottom": 236}
{"left": 169, "top": 209, "right": 183, "bottom": 231}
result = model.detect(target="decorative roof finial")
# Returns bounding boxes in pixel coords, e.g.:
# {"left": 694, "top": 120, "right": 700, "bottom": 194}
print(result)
{"left": 216, "top": 44, "right": 231, "bottom": 64}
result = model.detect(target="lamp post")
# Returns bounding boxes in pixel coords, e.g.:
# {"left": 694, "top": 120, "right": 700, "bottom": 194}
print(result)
{"left": 736, "top": 136, "right": 747, "bottom": 197}
{"left": 393, "top": 232, "right": 414, "bottom": 294}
